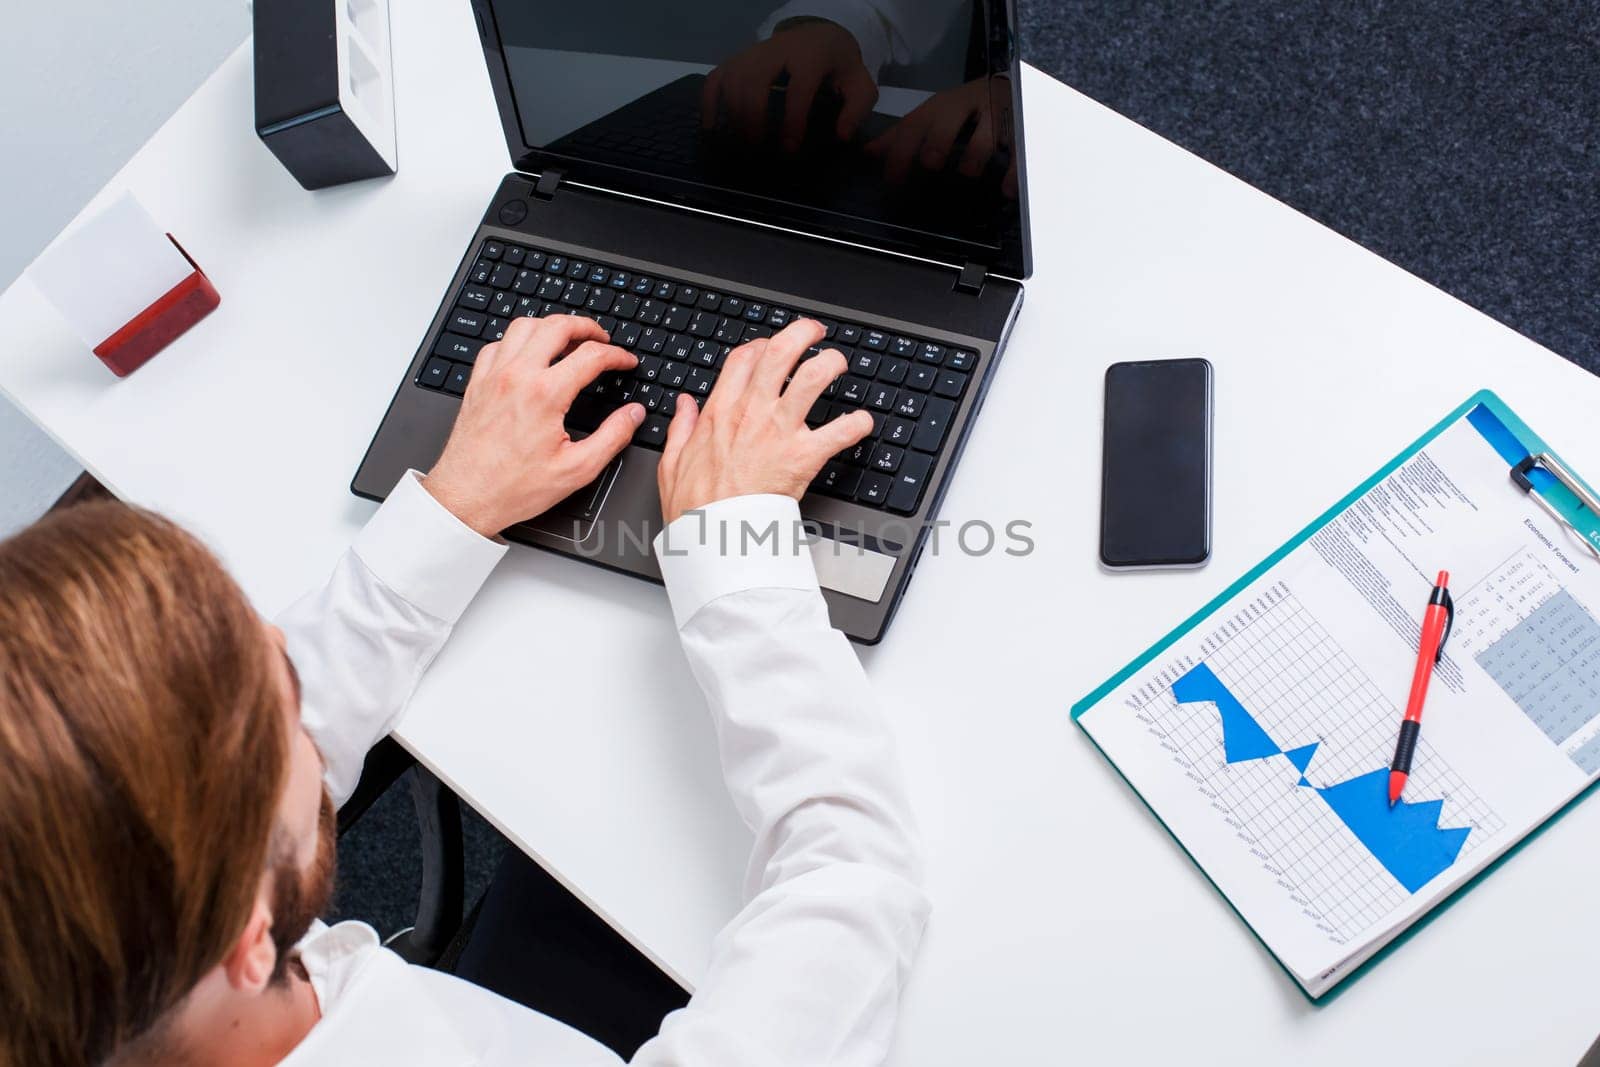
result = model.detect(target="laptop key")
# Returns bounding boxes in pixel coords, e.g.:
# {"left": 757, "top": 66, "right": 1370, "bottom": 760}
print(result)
{"left": 861, "top": 330, "right": 888, "bottom": 351}
{"left": 490, "top": 263, "right": 518, "bottom": 290}
{"left": 912, "top": 397, "right": 956, "bottom": 452}
{"left": 636, "top": 300, "right": 665, "bottom": 325}
{"left": 918, "top": 342, "right": 946, "bottom": 365}
{"left": 458, "top": 285, "right": 492, "bottom": 311}
{"left": 512, "top": 269, "right": 542, "bottom": 294}
{"left": 663, "top": 305, "right": 693, "bottom": 331}
{"left": 469, "top": 259, "right": 494, "bottom": 285}
{"left": 871, "top": 444, "right": 904, "bottom": 473}
{"left": 525, "top": 250, "right": 547, "bottom": 270}
{"left": 612, "top": 293, "right": 641, "bottom": 320}
{"left": 481, "top": 241, "right": 504, "bottom": 260}
{"left": 420, "top": 357, "right": 452, "bottom": 389}
{"left": 562, "top": 281, "right": 590, "bottom": 306}
{"left": 877, "top": 356, "right": 909, "bottom": 384}
{"left": 689, "top": 311, "right": 718, "bottom": 338}
{"left": 537, "top": 275, "right": 565, "bottom": 299}
{"left": 890, "top": 336, "right": 918, "bottom": 358}
{"left": 811, "top": 462, "right": 861, "bottom": 499}
{"left": 886, "top": 452, "right": 934, "bottom": 514}
{"left": 490, "top": 292, "right": 516, "bottom": 317}
{"left": 449, "top": 309, "right": 486, "bottom": 336}
{"left": 905, "top": 364, "right": 936, "bottom": 392}
{"left": 856, "top": 472, "right": 891, "bottom": 506}
{"left": 684, "top": 367, "right": 715, "bottom": 396}
{"left": 631, "top": 275, "right": 653, "bottom": 295}
{"left": 848, "top": 350, "right": 877, "bottom": 377}
{"left": 635, "top": 414, "right": 670, "bottom": 448}
{"left": 837, "top": 376, "right": 869, "bottom": 405}
{"left": 434, "top": 333, "right": 486, "bottom": 363}
{"left": 585, "top": 287, "right": 615, "bottom": 313}
{"left": 836, "top": 323, "right": 862, "bottom": 345}
{"left": 614, "top": 322, "right": 642, "bottom": 348}
{"left": 934, "top": 369, "right": 968, "bottom": 399}
{"left": 660, "top": 361, "right": 688, "bottom": 388}
{"left": 636, "top": 355, "right": 663, "bottom": 381}
{"left": 502, "top": 245, "right": 525, "bottom": 266}
{"left": 444, "top": 364, "right": 471, "bottom": 396}
{"left": 664, "top": 334, "right": 694, "bottom": 362}
{"left": 893, "top": 391, "right": 924, "bottom": 419}
{"left": 866, "top": 384, "right": 896, "bottom": 412}
{"left": 881, "top": 416, "right": 914, "bottom": 446}
{"left": 699, "top": 291, "right": 721, "bottom": 311}
{"left": 482, "top": 317, "right": 508, "bottom": 342}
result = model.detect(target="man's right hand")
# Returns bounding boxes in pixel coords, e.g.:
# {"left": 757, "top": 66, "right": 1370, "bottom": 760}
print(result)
{"left": 425, "top": 316, "right": 644, "bottom": 538}
{"left": 656, "top": 319, "right": 873, "bottom": 524}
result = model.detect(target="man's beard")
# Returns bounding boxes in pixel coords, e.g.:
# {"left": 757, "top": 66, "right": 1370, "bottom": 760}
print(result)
{"left": 269, "top": 789, "right": 337, "bottom": 987}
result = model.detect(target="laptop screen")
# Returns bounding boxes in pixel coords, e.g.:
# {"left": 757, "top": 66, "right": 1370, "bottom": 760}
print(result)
{"left": 474, "top": 0, "right": 1030, "bottom": 279}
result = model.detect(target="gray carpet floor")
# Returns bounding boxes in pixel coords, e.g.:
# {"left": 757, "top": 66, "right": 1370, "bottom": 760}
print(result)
{"left": 334, "top": 0, "right": 1600, "bottom": 937}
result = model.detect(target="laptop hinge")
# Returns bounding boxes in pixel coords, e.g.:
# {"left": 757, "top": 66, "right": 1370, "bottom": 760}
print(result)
{"left": 534, "top": 169, "right": 564, "bottom": 200}
{"left": 954, "top": 261, "right": 987, "bottom": 295}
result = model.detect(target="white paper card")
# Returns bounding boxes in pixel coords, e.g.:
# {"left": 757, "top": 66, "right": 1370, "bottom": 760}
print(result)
{"left": 25, "top": 192, "right": 196, "bottom": 349}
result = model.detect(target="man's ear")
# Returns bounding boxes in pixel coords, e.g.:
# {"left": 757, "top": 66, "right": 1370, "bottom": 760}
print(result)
{"left": 221, "top": 895, "right": 277, "bottom": 994}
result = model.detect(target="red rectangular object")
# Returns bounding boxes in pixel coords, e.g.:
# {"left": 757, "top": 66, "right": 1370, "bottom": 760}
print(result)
{"left": 91, "top": 235, "right": 220, "bottom": 377}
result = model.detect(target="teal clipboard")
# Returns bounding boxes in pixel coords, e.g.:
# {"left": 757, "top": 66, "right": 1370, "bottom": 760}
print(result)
{"left": 1071, "top": 388, "right": 1600, "bottom": 1001}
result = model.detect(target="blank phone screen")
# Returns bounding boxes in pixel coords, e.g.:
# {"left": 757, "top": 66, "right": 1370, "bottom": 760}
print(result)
{"left": 1100, "top": 359, "right": 1212, "bottom": 568}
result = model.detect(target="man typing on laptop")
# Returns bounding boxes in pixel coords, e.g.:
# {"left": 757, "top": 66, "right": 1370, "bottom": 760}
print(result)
{"left": 0, "top": 317, "right": 927, "bottom": 1065}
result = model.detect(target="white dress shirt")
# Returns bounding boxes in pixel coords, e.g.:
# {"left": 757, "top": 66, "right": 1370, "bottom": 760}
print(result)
{"left": 757, "top": 0, "right": 969, "bottom": 75}
{"left": 275, "top": 472, "right": 928, "bottom": 1065}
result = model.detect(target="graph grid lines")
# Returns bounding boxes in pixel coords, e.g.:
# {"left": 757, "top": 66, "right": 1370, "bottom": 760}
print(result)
{"left": 1136, "top": 587, "right": 1503, "bottom": 944}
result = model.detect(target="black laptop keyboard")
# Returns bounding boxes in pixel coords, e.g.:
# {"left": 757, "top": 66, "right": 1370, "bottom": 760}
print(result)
{"left": 416, "top": 239, "right": 977, "bottom": 515}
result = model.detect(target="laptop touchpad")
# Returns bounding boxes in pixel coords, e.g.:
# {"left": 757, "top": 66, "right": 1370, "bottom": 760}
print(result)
{"left": 519, "top": 459, "right": 620, "bottom": 544}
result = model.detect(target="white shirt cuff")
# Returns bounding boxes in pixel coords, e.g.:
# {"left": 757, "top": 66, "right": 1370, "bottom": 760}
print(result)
{"left": 653, "top": 494, "right": 821, "bottom": 629}
{"left": 758, "top": 0, "right": 893, "bottom": 76}
{"left": 351, "top": 470, "right": 508, "bottom": 623}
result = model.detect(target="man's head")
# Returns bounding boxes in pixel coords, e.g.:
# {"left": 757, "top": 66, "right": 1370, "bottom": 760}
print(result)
{"left": 0, "top": 502, "right": 335, "bottom": 1067}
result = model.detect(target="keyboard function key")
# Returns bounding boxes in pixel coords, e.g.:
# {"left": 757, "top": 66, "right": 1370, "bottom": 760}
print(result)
{"left": 433, "top": 333, "right": 486, "bottom": 363}
{"left": 886, "top": 452, "right": 935, "bottom": 513}
{"left": 481, "top": 241, "right": 504, "bottom": 260}
{"left": 419, "top": 356, "right": 452, "bottom": 389}
{"left": 502, "top": 245, "right": 526, "bottom": 266}
{"left": 449, "top": 309, "right": 486, "bottom": 336}
{"left": 444, "top": 364, "right": 472, "bottom": 396}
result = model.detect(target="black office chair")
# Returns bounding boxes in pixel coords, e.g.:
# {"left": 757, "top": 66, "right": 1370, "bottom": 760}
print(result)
{"left": 335, "top": 737, "right": 688, "bottom": 1057}
{"left": 335, "top": 736, "right": 467, "bottom": 966}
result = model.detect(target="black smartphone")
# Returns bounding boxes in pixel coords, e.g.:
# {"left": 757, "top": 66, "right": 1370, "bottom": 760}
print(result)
{"left": 1100, "top": 358, "right": 1213, "bottom": 569}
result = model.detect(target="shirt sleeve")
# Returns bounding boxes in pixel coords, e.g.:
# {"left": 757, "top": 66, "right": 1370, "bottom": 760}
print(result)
{"left": 276, "top": 471, "right": 507, "bottom": 806}
{"left": 634, "top": 495, "right": 929, "bottom": 1067}
{"left": 756, "top": 0, "right": 967, "bottom": 74}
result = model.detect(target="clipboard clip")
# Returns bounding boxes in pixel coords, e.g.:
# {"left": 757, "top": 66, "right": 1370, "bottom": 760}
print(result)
{"left": 1511, "top": 452, "right": 1600, "bottom": 561}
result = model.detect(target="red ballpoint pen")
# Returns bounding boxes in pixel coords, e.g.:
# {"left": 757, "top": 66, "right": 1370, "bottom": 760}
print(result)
{"left": 1389, "top": 571, "right": 1455, "bottom": 806}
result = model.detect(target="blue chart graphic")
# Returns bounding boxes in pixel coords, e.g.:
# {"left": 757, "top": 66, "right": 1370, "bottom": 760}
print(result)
{"left": 1172, "top": 663, "right": 1472, "bottom": 893}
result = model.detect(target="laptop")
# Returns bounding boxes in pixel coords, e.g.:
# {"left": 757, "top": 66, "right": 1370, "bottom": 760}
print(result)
{"left": 353, "top": 0, "right": 1032, "bottom": 643}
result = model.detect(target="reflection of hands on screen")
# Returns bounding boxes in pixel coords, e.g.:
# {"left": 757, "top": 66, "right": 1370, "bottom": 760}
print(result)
{"left": 701, "top": 18, "right": 879, "bottom": 151}
{"left": 866, "top": 77, "right": 1018, "bottom": 197}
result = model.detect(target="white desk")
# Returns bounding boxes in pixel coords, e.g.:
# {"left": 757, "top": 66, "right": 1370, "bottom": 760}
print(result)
{"left": 3, "top": 4, "right": 1598, "bottom": 1063}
